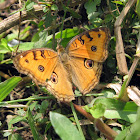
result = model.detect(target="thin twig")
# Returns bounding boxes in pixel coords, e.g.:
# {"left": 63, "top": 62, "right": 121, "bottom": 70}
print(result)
{"left": 0, "top": 71, "right": 10, "bottom": 79}
{"left": 16, "top": 11, "right": 22, "bottom": 53}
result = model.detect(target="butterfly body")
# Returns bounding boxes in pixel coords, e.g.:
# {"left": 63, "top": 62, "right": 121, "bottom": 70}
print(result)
{"left": 13, "top": 27, "right": 111, "bottom": 102}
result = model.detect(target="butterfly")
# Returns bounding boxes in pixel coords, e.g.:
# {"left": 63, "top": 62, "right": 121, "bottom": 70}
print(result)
{"left": 13, "top": 27, "right": 111, "bottom": 102}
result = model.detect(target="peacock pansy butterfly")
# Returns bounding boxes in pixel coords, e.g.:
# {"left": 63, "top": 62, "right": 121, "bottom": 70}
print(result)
{"left": 13, "top": 27, "right": 111, "bottom": 102}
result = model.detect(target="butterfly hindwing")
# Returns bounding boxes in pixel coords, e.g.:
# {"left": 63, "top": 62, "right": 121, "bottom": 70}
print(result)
{"left": 46, "top": 60, "right": 74, "bottom": 102}
{"left": 68, "top": 57, "right": 103, "bottom": 94}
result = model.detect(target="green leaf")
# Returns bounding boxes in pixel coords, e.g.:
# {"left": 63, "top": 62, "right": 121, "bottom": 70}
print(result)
{"left": 102, "top": 89, "right": 116, "bottom": 98}
{"left": 136, "top": 0, "right": 140, "bottom": 18}
{"left": 46, "top": 27, "right": 80, "bottom": 48}
{"left": 94, "top": 98, "right": 138, "bottom": 123}
{"left": 45, "top": 122, "right": 52, "bottom": 133}
{"left": 133, "top": 25, "right": 140, "bottom": 29}
{"left": 0, "top": 38, "right": 13, "bottom": 52}
{"left": 0, "top": 77, "right": 22, "bottom": 102}
{"left": 104, "top": 14, "right": 114, "bottom": 23}
{"left": 115, "top": 107, "right": 140, "bottom": 140}
{"left": 4, "top": 132, "right": 12, "bottom": 137}
{"left": 5, "top": 26, "right": 30, "bottom": 42}
{"left": 50, "top": 112, "right": 82, "bottom": 140}
{"left": 112, "top": 1, "right": 125, "bottom": 5}
{"left": 25, "top": 1, "right": 35, "bottom": 11}
{"left": 94, "top": 98, "right": 125, "bottom": 110}
{"left": 31, "top": 32, "right": 40, "bottom": 42}
{"left": 40, "top": 100, "right": 49, "bottom": 113}
{"left": 9, "top": 116, "right": 26, "bottom": 128}
{"left": 118, "top": 75, "right": 128, "bottom": 99}
{"left": 0, "top": 45, "right": 10, "bottom": 53}
{"left": 16, "top": 42, "right": 35, "bottom": 51}
{"left": 70, "top": 102, "right": 85, "bottom": 140}
{"left": 34, "top": 113, "right": 42, "bottom": 120}
{"left": 33, "top": 30, "right": 49, "bottom": 49}
{"left": 43, "top": 6, "right": 50, "bottom": 13}
{"left": 104, "top": 110, "right": 136, "bottom": 123}
{"left": 89, "top": 103, "right": 106, "bottom": 118}
{"left": 84, "top": 0, "right": 101, "bottom": 23}
{"left": 5, "top": 33, "right": 18, "bottom": 42}
{"left": 29, "top": 101, "right": 38, "bottom": 111}
{"left": 1, "top": 38, "right": 8, "bottom": 47}
{"left": 20, "top": 26, "right": 31, "bottom": 40}
{"left": 55, "top": 27, "right": 80, "bottom": 40}
{"left": 66, "top": 7, "right": 82, "bottom": 19}
{"left": 17, "top": 109, "right": 26, "bottom": 116}
{"left": 51, "top": 4, "right": 58, "bottom": 11}
{"left": 44, "top": 11, "right": 56, "bottom": 28}
{"left": 27, "top": 108, "right": 41, "bottom": 140}
{"left": 11, "top": 133, "right": 23, "bottom": 140}
{"left": 0, "top": 53, "right": 4, "bottom": 61}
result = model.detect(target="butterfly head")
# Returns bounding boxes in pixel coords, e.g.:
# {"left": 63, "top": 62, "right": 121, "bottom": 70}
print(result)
{"left": 56, "top": 45, "right": 65, "bottom": 54}
{"left": 56, "top": 45, "right": 69, "bottom": 62}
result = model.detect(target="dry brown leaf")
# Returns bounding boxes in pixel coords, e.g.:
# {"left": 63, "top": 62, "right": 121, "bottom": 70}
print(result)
{"left": 127, "top": 86, "right": 140, "bottom": 106}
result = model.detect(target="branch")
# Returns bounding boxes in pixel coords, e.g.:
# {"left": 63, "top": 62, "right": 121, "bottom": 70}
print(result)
{"left": 114, "top": 0, "right": 137, "bottom": 75}
{"left": 0, "top": 5, "right": 43, "bottom": 34}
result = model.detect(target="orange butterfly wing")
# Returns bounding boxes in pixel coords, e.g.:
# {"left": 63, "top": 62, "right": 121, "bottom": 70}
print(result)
{"left": 13, "top": 48, "right": 58, "bottom": 86}
{"left": 66, "top": 27, "right": 110, "bottom": 62}
{"left": 46, "top": 61, "right": 74, "bottom": 102}
{"left": 66, "top": 27, "right": 111, "bottom": 94}
{"left": 13, "top": 48, "right": 74, "bottom": 102}
{"left": 68, "top": 57, "right": 103, "bottom": 94}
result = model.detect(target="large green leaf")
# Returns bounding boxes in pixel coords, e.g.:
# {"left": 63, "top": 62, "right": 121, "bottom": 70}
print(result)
{"left": 55, "top": 27, "right": 80, "bottom": 39}
{"left": 115, "top": 107, "right": 140, "bottom": 140}
{"left": 94, "top": 98, "right": 138, "bottom": 123}
{"left": 17, "top": 42, "right": 35, "bottom": 51}
{"left": 0, "top": 77, "right": 22, "bottom": 102}
{"left": 50, "top": 112, "right": 83, "bottom": 140}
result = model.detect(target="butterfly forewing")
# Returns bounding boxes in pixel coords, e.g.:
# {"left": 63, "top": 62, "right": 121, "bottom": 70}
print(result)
{"left": 66, "top": 27, "right": 110, "bottom": 62}
{"left": 13, "top": 48, "right": 58, "bottom": 86}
